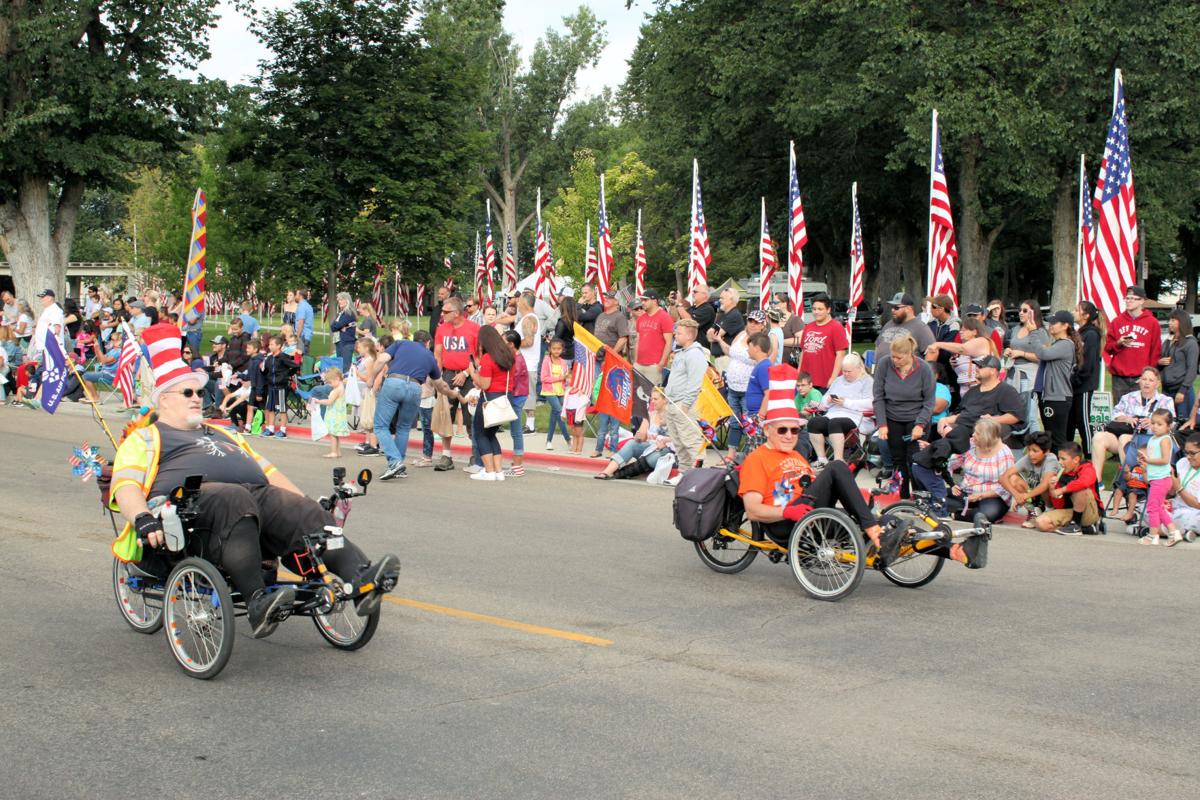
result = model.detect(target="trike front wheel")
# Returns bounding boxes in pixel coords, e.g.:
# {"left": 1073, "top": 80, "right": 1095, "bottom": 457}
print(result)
{"left": 163, "top": 557, "right": 235, "bottom": 679}
{"left": 788, "top": 508, "right": 865, "bottom": 601}
{"left": 877, "top": 500, "right": 946, "bottom": 588}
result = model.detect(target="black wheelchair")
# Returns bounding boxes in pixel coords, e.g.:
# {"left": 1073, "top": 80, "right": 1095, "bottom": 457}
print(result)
{"left": 109, "top": 468, "right": 395, "bottom": 679}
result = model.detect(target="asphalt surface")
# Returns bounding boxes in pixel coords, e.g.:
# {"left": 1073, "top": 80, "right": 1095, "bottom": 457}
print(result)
{"left": 1, "top": 405, "right": 1197, "bottom": 799}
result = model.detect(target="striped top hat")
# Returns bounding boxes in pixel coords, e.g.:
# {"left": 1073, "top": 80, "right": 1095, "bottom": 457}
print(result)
{"left": 762, "top": 364, "right": 800, "bottom": 425}
{"left": 142, "top": 323, "right": 207, "bottom": 402}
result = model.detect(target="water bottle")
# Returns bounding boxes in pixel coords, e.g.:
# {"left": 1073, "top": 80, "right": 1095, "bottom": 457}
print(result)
{"left": 161, "top": 503, "right": 185, "bottom": 552}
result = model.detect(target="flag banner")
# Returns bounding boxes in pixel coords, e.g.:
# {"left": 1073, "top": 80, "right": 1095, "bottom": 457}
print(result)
{"left": 182, "top": 188, "right": 206, "bottom": 325}
{"left": 569, "top": 337, "right": 596, "bottom": 397}
{"left": 1092, "top": 69, "right": 1138, "bottom": 323}
{"left": 1078, "top": 157, "right": 1098, "bottom": 308}
{"left": 788, "top": 142, "right": 807, "bottom": 314}
{"left": 40, "top": 331, "right": 70, "bottom": 414}
{"left": 630, "top": 368, "right": 657, "bottom": 423}
{"left": 634, "top": 209, "right": 647, "bottom": 298}
{"left": 597, "top": 174, "right": 614, "bottom": 294}
{"left": 484, "top": 201, "right": 497, "bottom": 302}
{"left": 692, "top": 373, "right": 734, "bottom": 426}
{"left": 503, "top": 235, "right": 518, "bottom": 295}
{"left": 416, "top": 284, "right": 426, "bottom": 316}
{"left": 759, "top": 198, "right": 777, "bottom": 312}
{"left": 848, "top": 182, "right": 865, "bottom": 338}
{"left": 585, "top": 219, "right": 598, "bottom": 288}
{"left": 929, "top": 110, "right": 959, "bottom": 306}
{"left": 573, "top": 322, "right": 605, "bottom": 356}
{"left": 371, "top": 264, "right": 384, "bottom": 316}
{"left": 115, "top": 322, "right": 140, "bottom": 407}
{"left": 689, "top": 159, "right": 711, "bottom": 296}
{"left": 595, "top": 347, "right": 634, "bottom": 426}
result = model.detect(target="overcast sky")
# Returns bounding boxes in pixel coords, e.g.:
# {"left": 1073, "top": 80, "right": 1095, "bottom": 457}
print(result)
{"left": 197, "top": 0, "right": 646, "bottom": 100}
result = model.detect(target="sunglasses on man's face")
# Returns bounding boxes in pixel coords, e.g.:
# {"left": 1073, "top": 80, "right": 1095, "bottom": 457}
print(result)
{"left": 165, "top": 387, "right": 200, "bottom": 398}
{"left": 773, "top": 426, "right": 801, "bottom": 436}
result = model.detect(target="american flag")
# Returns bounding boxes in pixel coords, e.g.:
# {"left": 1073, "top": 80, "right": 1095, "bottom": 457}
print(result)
{"left": 584, "top": 219, "right": 598, "bottom": 288}
{"left": 689, "top": 159, "right": 711, "bottom": 296}
{"left": 928, "top": 111, "right": 958, "bottom": 307}
{"left": 787, "top": 142, "right": 807, "bottom": 315}
{"left": 849, "top": 182, "right": 865, "bottom": 310}
{"left": 443, "top": 261, "right": 455, "bottom": 294}
{"left": 569, "top": 337, "right": 595, "bottom": 397}
{"left": 474, "top": 232, "right": 486, "bottom": 306}
{"left": 597, "top": 174, "right": 614, "bottom": 294}
{"left": 503, "top": 234, "right": 517, "bottom": 295}
{"left": 395, "top": 267, "right": 402, "bottom": 315}
{"left": 759, "top": 198, "right": 777, "bottom": 312}
{"left": 371, "top": 264, "right": 384, "bottom": 316}
{"left": 115, "top": 321, "right": 139, "bottom": 407}
{"left": 634, "top": 209, "right": 647, "bottom": 297}
{"left": 1092, "top": 70, "right": 1138, "bottom": 323}
{"left": 416, "top": 283, "right": 426, "bottom": 316}
{"left": 1078, "top": 157, "right": 1098, "bottom": 307}
{"left": 209, "top": 292, "right": 222, "bottom": 315}
{"left": 484, "top": 202, "right": 497, "bottom": 303}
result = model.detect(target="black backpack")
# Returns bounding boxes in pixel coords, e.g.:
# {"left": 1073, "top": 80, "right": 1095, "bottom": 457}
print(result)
{"left": 672, "top": 467, "right": 737, "bottom": 542}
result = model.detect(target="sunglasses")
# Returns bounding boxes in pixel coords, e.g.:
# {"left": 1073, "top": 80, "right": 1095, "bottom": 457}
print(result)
{"left": 165, "top": 387, "right": 200, "bottom": 398}
{"left": 773, "top": 426, "right": 801, "bottom": 436}
{"left": 1186, "top": 450, "right": 1200, "bottom": 457}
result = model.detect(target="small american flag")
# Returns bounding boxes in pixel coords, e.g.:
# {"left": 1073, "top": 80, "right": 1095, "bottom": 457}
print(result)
{"left": 503, "top": 234, "right": 517, "bottom": 295}
{"left": 928, "top": 111, "right": 958, "bottom": 307}
{"left": 416, "top": 283, "right": 426, "bottom": 316}
{"left": 484, "top": 204, "right": 497, "bottom": 303}
{"left": 1092, "top": 70, "right": 1138, "bottom": 323}
{"left": 849, "top": 182, "right": 865, "bottom": 310}
{"left": 689, "top": 159, "right": 711, "bottom": 296}
{"left": 759, "top": 198, "right": 776, "bottom": 312}
{"left": 569, "top": 338, "right": 595, "bottom": 396}
{"left": 371, "top": 264, "right": 384, "bottom": 316}
{"left": 1079, "top": 158, "right": 1098, "bottom": 307}
{"left": 597, "top": 175, "right": 614, "bottom": 294}
{"left": 584, "top": 219, "right": 598, "bottom": 288}
{"left": 787, "top": 142, "right": 807, "bottom": 315}
{"left": 634, "top": 209, "right": 647, "bottom": 298}
{"left": 115, "top": 322, "right": 139, "bottom": 407}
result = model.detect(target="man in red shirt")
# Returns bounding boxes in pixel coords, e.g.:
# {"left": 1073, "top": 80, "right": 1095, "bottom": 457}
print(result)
{"left": 634, "top": 289, "right": 674, "bottom": 386}
{"left": 1104, "top": 285, "right": 1163, "bottom": 401}
{"left": 796, "top": 293, "right": 848, "bottom": 391}
{"left": 433, "top": 296, "right": 481, "bottom": 471}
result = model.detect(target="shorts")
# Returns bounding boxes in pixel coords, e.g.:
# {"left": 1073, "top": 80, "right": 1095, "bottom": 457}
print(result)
{"left": 263, "top": 387, "right": 288, "bottom": 412}
{"left": 444, "top": 369, "right": 474, "bottom": 423}
{"left": 1040, "top": 491, "right": 1100, "bottom": 527}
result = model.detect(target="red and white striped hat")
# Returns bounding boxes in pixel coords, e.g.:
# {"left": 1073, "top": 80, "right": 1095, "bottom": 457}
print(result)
{"left": 762, "top": 363, "right": 800, "bottom": 425}
{"left": 142, "top": 323, "right": 207, "bottom": 401}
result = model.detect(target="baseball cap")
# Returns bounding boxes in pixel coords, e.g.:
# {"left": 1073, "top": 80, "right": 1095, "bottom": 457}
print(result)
{"left": 639, "top": 289, "right": 661, "bottom": 302}
{"left": 36, "top": 288, "right": 55, "bottom": 298}
{"left": 211, "top": 335, "right": 228, "bottom": 345}
{"left": 1047, "top": 310, "right": 1074, "bottom": 326}
{"left": 1125, "top": 285, "right": 1148, "bottom": 299}
{"left": 629, "top": 299, "right": 644, "bottom": 310}
{"left": 963, "top": 303, "right": 986, "bottom": 317}
{"left": 602, "top": 290, "right": 620, "bottom": 301}
{"left": 746, "top": 309, "right": 766, "bottom": 325}
{"left": 130, "top": 300, "right": 146, "bottom": 310}
{"left": 972, "top": 354, "right": 1002, "bottom": 370}
{"left": 887, "top": 292, "right": 915, "bottom": 307}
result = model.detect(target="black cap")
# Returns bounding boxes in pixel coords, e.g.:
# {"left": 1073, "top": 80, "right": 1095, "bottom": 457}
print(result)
{"left": 211, "top": 335, "right": 227, "bottom": 345}
{"left": 1047, "top": 310, "right": 1074, "bottom": 326}
{"left": 972, "top": 354, "right": 1002, "bottom": 370}
{"left": 888, "top": 291, "right": 915, "bottom": 307}
{"left": 603, "top": 290, "right": 619, "bottom": 301}
{"left": 36, "top": 288, "right": 55, "bottom": 298}
{"left": 963, "top": 303, "right": 985, "bottom": 316}
{"left": 1126, "top": 285, "right": 1148, "bottom": 299}
{"left": 639, "top": 289, "right": 661, "bottom": 302}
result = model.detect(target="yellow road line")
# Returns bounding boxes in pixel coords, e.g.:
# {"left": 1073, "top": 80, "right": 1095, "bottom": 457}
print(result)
{"left": 383, "top": 595, "right": 613, "bottom": 647}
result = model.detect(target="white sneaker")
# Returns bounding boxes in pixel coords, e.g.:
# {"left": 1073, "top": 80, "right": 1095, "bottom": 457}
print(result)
{"left": 663, "top": 475, "right": 682, "bottom": 487}
{"left": 545, "top": 442, "right": 554, "bottom": 451}
{"left": 525, "top": 423, "right": 536, "bottom": 433}
{"left": 469, "top": 470, "right": 491, "bottom": 481}
{"left": 494, "top": 471, "right": 505, "bottom": 481}
{"left": 464, "top": 464, "right": 483, "bottom": 474}
{"left": 812, "top": 458, "right": 828, "bottom": 469}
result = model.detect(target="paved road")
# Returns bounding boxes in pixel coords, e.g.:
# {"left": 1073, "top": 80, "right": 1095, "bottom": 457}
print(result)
{"left": 1, "top": 407, "right": 1197, "bottom": 799}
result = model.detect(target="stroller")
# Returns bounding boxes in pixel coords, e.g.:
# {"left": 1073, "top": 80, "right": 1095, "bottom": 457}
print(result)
{"left": 1107, "top": 432, "right": 1176, "bottom": 538}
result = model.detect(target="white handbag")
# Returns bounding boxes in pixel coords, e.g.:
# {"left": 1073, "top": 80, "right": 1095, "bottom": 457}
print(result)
{"left": 482, "top": 370, "right": 517, "bottom": 428}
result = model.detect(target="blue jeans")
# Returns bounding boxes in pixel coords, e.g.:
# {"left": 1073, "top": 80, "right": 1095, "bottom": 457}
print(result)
{"left": 374, "top": 377, "right": 421, "bottom": 467}
{"left": 593, "top": 413, "right": 621, "bottom": 454}
{"left": 186, "top": 329, "right": 202, "bottom": 355}
{"left": 335, "top": 341, "right": 355, "bottom": 372}
{"left": 544, "top": 394, "right": 570, "bottom": 443}
{"left": 725, "top": 389, "right": 747, "bottom": 449}
{"left": 508, "top": 394, "right": 528, "bottom": 456}
{"left": 420, "top": 405, "right": 434, "bottom": 457}
{"left": 613, "top": 439, "right": 665, "bottom": 468}
{"left": 910, "top": 460, "right": 948, "bottom": 504}
{"left": 1175, "top": 385, "right": 1195, "bottom": 423}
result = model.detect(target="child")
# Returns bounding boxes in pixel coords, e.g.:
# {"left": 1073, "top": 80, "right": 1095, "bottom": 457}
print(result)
{"left": 352, "top": 337, "right": 381, "bottom": 456}
{"left": 220, "top": 376, "right": 252, "bottom": 433}
{"left": 1139, "top": 408, "right": 1184, "bottom": 546}
{"left": 260, "top": 335, "right": 298, "bottom": 437}
{"left": 412, "top": 330, "right": 437, "bottom": 467}
{"left": 540, "top": 338, "right": 571, "bottom": 449}
{"left": 503, "top": 330, "right": 529, "bottom": 476}
{"left": 562, "top": 351, "right": 590, "bottom": 455}
{"left": 242, "top": 339, "right": 264, "bottom": 433}
{"left": 794, "top": 370, "right": 824, "bottom": 424}
{"left": 1000, "top": 431, "right": 1060, "bottom": 529}
{"left": 314, "top": 366, "right": 350, "bottom": 457}
{"left": 1037, "top": 441, "right": 1102, "bottom": 535}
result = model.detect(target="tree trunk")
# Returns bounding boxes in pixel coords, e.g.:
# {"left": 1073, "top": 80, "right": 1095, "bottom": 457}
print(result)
{"left": 1049, "top": 170, "right": 1077, "bottom": 311}
{"left": 1182, "top": 225, "right": 1199, "bottom": 313}
{"left": 878, "top": 218, "right": 921, "bottom": 301}
{"left": 0, "top": 175, "right": 84, "bottom": 300}
{"left": 956, "top": 137, "right": 987, "bottom": 304}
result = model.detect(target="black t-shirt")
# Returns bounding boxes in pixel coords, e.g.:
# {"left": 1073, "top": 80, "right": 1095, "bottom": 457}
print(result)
{"left": 150, "top": 424, "right": 268, "bottom": 498}
{"left": 711, "top": 307, "right": 745, "bottom": 356}
{"left": 688, "top": 302, "right": 716, "bottom": 346}
{"left": 956, "top": 381, "right": 1025, "bottom": 428}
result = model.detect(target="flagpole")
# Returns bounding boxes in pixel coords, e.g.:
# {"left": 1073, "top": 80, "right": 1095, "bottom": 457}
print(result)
{"left": 927, "top": 110, "right": 938, "bottom": 299}
{"left": 1075, "top": 154, "right": 1086, "bottom": 307}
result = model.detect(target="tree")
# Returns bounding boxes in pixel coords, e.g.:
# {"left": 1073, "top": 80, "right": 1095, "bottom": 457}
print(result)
{"left": 0, "top": 0, "right": 219, "bottom": 301}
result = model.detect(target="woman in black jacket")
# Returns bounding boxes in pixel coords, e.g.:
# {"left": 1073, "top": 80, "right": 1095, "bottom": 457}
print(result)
{"left": 1068, "top": 300, "right": 1103, "bottom": 459}
{"left": 1159, "top": 308, "right": 1198, "bottom": 421}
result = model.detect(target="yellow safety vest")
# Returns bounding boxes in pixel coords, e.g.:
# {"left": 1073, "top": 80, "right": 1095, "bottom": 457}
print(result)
{"left": 109, "top": 423, "right": 276, "bottom": 562}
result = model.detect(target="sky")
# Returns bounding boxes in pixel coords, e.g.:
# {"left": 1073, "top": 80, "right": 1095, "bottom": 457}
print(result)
{"left": 197, "top": 0, "right": 647, "bottom": 100}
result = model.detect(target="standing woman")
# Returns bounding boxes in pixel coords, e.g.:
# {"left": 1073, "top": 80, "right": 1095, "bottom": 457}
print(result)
{"left": 926, "top": 317, "right": 996, "bottom": 393}
{"left": 873, "top": 333, "right": 935, "bottom": 498}
{"left": 985, "top": 299, "right": 1006, "bottom": 344}
{"left": 1159, "top": 308, "right": 1198, "bottom": 422}
{"left": 281, "top": 290, "right": 298, "bottom": 329}
{"left": 464, "top": 325, "right": 514, "bottom": 481}
{"left": 1068, "top": 300, "right": 1103, "bottom": 458}
{"left": 1008, "top": 310, "right": 1079, "bottom": 452}
{"left": 553, "top": 296, "right": 578, "bottom": 367}
{"left": 712, "top": 309, "right": 767, "bottom": 457}
{"left": 330, "top": 292, "right": 357, "bottom": 370}
{"left": 1007, "top": 300, "right": 1049, "bottom": 432}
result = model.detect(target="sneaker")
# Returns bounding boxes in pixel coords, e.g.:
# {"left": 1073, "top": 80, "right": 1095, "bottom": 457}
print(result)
{"left": 663, "top": 474, "right": 682, "bottom": 487}
{"left": 525, "top": 422, "right": 537, "bottom": 434}
{"left": 1056, "top": 522, "right": 1083, "bottom": 536}
{"left": 413, "top": 456, "right": 433, "bottom": 468}
{"left": 1082, "top": 523, "right": 1101, "bottom": 536}
{"left": 275, "top": 431, "right": 287, "bottom": 438}
{"left": 469, "top": 470, "right": 494, "bottom": 481}
{"left": 247, "top": 587, "right": 297, "bottom": 638}
{"left": 463, "top": 464, "right": 483, "bottom": 474}
{"left": 260, "top": 429, "right": 274, "bottom": 437}
{"left": 877, "top": 520, "right": 905, "bottom": 567}
{"left": 359, "top": 444, "right": 382, "bottom": 457}
{"left": 354, "top": 443, "right": 370, "bottom": 453}
{"left": 812, "top": 458, "right": 828, "bottom": 469}
{"left": 928, "top": 499, "right": 951, "bottom": 518}
{"left": 959, "top": 535, "right": 989, "bottom": 569}
{"left": 433, "top": 455, "right": 454, "bottom": 471}
{"left": 380, "top": 462, "right": 407, "bottom": 481}
{"left": 353, "top": 554, "right": 400, "bottom": 617}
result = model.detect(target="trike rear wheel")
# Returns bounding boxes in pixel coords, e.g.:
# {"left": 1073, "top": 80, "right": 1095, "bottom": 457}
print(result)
{"left": 877, "top": 501, "right": 945, "bottom": 588}
{"left": 163, "top": 557, "right": 235, "bottom": 680}
{"left": 788, "top": 508, "right": 865, "bottom": 601}
{"left": 694, "top": 511, "right": 762, "bottom": 574}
